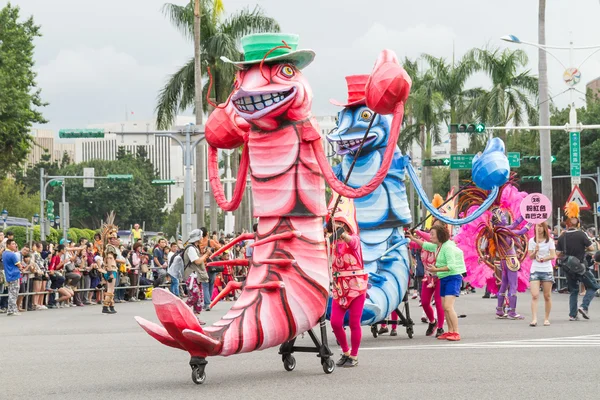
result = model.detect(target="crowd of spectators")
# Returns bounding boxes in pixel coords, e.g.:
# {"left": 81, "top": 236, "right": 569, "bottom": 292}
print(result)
{"left": 0, "top": 225, "right": 255, "bottom": 316}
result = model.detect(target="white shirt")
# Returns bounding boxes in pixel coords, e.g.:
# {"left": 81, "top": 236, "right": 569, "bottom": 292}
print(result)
{"left": 529, "top": 237, "right": 555, "bottom": 273}
{"left": 185, "top": 246, "right": 200, "bottom": 263}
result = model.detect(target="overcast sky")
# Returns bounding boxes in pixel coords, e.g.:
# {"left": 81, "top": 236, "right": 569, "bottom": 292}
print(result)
{"left": 12, "top": 0, "right": 600, "bottom": 132}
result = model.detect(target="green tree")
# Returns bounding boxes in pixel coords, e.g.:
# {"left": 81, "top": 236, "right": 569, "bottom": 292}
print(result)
{"left": 16, "top": 151, "right": 60, "bottom": 195}
{"left": 421, "top": 53, "right": 479, "bottom": 189}
{"left": 0, "top": 178, "right": 40, "bottom": 219}
{"left": 0, "top": 3, "right": 47, "bottom": 175}
{"left": 397, "top": 59, "right": 445, "bottom": 202}
{"left": 156, "top": 1, "right": 280, "bottom": 128}
{"left": 46, "top": 155, "right": 167, "bottom": 230}
{"left": 163, "top": 195, "right": 184, "bottom": 238}
{"left": 432, "top": 167, "right": 450, "bottom": 196}
{"left": 472, "top": 47, "right": 539, "bottom": 139}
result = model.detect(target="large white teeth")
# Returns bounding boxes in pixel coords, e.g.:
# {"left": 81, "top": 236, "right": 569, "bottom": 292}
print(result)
{"left": 235, "top": 90, "right": 291, "bottom": 113}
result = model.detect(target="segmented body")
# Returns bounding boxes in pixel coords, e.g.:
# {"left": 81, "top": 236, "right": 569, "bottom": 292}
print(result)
{"left": 333, "top": 145, "right": 411, "bottom": 325}
{"left": 205, "top": 123, "right": 329, "bottom": 356}
{"left": 136, "top": 48, "right": 414, "bottom": 361}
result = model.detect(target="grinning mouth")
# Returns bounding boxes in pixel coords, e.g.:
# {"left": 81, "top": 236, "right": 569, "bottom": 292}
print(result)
{"left": 333, "top": 136, "right": 376, "bottom": 154}
{"left": 233, "top": 88, "right": 295, "bottom": 114}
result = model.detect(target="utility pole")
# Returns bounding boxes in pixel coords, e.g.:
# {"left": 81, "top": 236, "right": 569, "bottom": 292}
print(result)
{"left": 538, "top": 0, "right": 553, "bottom": 225}
{"left": 40, "top": 167, "right": 45, "bottom": 241}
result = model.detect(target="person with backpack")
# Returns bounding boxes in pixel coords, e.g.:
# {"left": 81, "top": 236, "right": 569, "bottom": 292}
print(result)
{"left": 182, "top": 229, "right": 212, "bottom": 321}
{"left": 557, "top": 202, "right": 600, "bottom": 321}
{"left": 167, "top": 247, "right": 184, "bottom": 297}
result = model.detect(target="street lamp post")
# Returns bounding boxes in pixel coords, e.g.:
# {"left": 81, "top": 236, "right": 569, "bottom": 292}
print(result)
{"left": 1, "top": 209, "right": 8, "bottom": 230}
{"left": 501, "top": 34, "right": 600, "bottom": 227}
{"left": 61, "top": 182, "right": 67, "bottom": 243}
{"left": 157, "top": 124, "right": 205, "bottom": 240}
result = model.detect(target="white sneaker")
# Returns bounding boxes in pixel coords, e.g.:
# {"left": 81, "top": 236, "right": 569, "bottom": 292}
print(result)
{"left": 7, "top": 312, "right": 22, "bottom": 316}
{"left": 39, "top": 305, "right": 48, "bottom": 310}
{"left": 411, "top": 293, "right": 418, "bottom": 299}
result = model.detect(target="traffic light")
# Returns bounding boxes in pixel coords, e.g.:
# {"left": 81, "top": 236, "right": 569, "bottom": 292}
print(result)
{"left": 107, "top": 174, "right": 133, "bottom": 181}
{"left": 449, "top": 123, "right": 486, "bottom": 134}
{"left": 423, "top": 158, "right": 450, "bottom": 167}
{"left": 46, "top": 200, "right": 55, "bottom": 221}
{"left": 46, "top": 200, "right": 54, "bottom": 214}
{"left": 521, "top": 155, "right": 556, "bottom": 163}
{"left": 520, "top": 175, "right": 542, "bottom": 182}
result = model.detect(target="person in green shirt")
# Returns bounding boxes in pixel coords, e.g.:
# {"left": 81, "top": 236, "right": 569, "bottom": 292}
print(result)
{"left": 408, "top": 225, "right": 466, "bottom": 341}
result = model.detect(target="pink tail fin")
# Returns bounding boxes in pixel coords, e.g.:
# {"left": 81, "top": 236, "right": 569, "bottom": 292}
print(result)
{"left": 182, "top": 329, "right": 221, "bottom": 352}
{"left": 134, "top": 316, "right": 185, "bottom": 351}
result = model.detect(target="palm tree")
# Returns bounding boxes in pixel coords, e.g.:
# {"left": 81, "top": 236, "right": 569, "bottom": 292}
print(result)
{"left": 158, "top": 1, "right": 279, "bottom": 232}
{"left": 420, "top": 53, "right": 479, "bottom": 190}
{"left": 398, "top": 62, "right": 446, "bottom": 208}
{"left": 471, "top": 47, "right": 539, "bottom": 141}
{"left": 156, "top": 1, "right": 280, "bottom": 129}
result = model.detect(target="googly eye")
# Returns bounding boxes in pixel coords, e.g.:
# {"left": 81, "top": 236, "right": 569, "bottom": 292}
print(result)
{"left": 281, "top": 65, "right": 295, "bottom": 78}
{"left": 360, "top": 110, "right": 373, "bottom": 121}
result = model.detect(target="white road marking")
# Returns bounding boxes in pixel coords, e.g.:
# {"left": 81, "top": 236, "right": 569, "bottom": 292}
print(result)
{"left": 360, "top": 334, "right": 600, "bottom": 351}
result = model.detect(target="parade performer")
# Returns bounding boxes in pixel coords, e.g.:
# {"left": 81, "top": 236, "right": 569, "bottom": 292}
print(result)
{"left": 326, "top": 74, "right": 411, "bottom": 325}
{"left": 455, "top": 176, "right": 533, "bottom": 319}
{"left": 407, "top": 225, "right": 466, "bottom": 341}
{"left": 135, "top": 33, "right": 510, "bottom": 383}
{"left": 102, "top": 231, "right": 119, "bottom": 315}
{"left": 100, "top": 212, "right": 121, "bottom": 315}
{"left": 327, "top": 197, "right": 367, "bottom": 368}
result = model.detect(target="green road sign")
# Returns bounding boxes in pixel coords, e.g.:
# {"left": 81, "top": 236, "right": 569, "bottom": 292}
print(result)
{"left": 107, "top": 174, "right": 133, "bottom": 181}
{"left": 569, "top": 132, "right": 581, "bottom": 177}
{"left": 450, "top": 154, "right": 475, "bottom": 170}
{"left": 508, "top": 152, "right": 520, "bottom": 168}
{"left": 152, "top": 179, "right": 176, "bottom": 186}
{"left": 59, "top": 129, "right": 105, "bottom": 139}
{"left": 49, "top": 180, "right": 64, "bottom": 187}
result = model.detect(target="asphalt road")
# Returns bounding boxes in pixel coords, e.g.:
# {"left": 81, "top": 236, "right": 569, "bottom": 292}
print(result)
{"left": 2, "top": 291, "right": 599, "bottom": 400}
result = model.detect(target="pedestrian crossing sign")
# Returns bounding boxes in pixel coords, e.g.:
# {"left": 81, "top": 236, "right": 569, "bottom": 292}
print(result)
{"left": 565, "top": 185, "right": 591, "bottom": 210}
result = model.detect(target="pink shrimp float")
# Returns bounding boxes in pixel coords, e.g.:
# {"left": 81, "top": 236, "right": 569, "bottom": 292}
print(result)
{"left": 134, "top": 33, "right": 411, "bottom": 384}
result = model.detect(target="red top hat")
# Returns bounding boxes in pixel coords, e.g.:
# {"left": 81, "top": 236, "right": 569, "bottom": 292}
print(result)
{"left": 330, "top": 74, "right": 369, "bottom": 107}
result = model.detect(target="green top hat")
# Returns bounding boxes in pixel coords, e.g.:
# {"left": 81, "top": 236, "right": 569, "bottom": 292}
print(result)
{"left": 221, "top": 33, "right": 315, "bottom": 70}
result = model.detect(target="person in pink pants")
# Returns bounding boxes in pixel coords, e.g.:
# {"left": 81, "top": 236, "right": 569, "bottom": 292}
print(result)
{"left": 414, "top": 225, "right": 446, "bottom": 337}
{"left": 379, "top": 311, "right": 399, "bottom": 336}
{"left": 327, "top": 198, "right": 368, "bottom": 368}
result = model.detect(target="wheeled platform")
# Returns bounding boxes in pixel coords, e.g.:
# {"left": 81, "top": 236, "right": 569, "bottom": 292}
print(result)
{"left": 369, "top": 292, "right": 415, "bottom": 339}
{"left": 278, "top": 315, "right": 335, "bottom": 374}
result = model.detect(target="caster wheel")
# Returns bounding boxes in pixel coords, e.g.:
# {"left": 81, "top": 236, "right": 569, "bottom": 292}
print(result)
{"left": 407, "top": 327, "right": 414, "bottom": 339}
{"left": 322, "top": 358, "right": 335, "bottom": 374}
{"left": 283, "top": 355, "right": 296, "bottom": 372}
{"left": 191, "top": 367, "right": 206, "bottom": 385}
{"left": 371, "top": 325, "right": 378, "bottom": 338}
